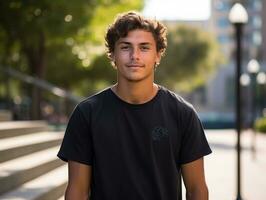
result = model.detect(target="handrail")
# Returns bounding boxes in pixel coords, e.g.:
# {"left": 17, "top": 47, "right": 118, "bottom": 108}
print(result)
{"left": 0, "top": 66, "right": 84, "bottom": 103}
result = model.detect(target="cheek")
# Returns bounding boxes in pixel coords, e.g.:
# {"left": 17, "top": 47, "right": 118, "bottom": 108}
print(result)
{"left": 147, "top": 55, "right": 158, "bottom": 64}
{"left": 114, "top": 52, "right": 128, "bottom": 62}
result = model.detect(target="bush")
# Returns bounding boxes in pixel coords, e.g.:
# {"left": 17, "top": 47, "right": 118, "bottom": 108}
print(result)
{"left": 255, "top": 117, "right": 266, "bottom": 133}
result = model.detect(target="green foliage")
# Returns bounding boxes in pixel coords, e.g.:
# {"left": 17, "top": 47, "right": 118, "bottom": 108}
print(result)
{"left": 0, "top": 0, "right": 94, "bottom": 40}
{"left": 0, "top": 1, "right": 220, "bottom": 98}
{"left": 255, "top": 117, "right": 266, "bottom": 133}
{"left": 85, "top": 54, "right": 116, "bottom": 83}
{"left": 87, "top": 0, "right": 143, "bottom": 44}
{"left": 156, "top": 24, "right": 224, "bottom": 92}
{"left": 0, "top": 0, "right": 142, "bottom": 94}
{"left": 0, "top": 0, "right": 96, "bottom": 76}
{"left": 45, "top": 45, "right": 116, "bottom": 96}
{"left": 44, "top": 0, "right": 143, "bottom": 95}
{"left": 45, "top": 43, "right": 86, "bottom": 88}
{"left": 73, "top": 54, "right": 116, "bottom": 96}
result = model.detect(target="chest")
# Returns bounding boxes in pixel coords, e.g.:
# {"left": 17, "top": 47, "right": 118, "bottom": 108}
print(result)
{"left": 90, "top": 103, "right": 182, "bottom": 162}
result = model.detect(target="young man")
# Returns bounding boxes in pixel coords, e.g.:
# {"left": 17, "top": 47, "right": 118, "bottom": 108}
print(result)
{"left": 58, "top": 11, "right": 212, "bottom": 200}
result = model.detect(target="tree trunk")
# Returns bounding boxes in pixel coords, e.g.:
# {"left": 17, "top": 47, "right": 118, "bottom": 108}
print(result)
{"left": 2, "top": 36, "right": 13, "bottom": 113}
{"left": 23, "top": 31, "right": 46, "bottom": 120}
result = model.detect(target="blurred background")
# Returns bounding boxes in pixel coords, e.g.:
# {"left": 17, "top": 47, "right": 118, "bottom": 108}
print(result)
{"left": 0, "top": 0, "right": 265, "bottom": 199}
{"left": 0, "top": 0, "right": 265, "bottom": 130}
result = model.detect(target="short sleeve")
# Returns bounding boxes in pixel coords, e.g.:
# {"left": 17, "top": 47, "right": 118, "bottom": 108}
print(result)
{"left": 179, "top": 107, "right": 212, "bottom": 164}
{"left": 57, "top": 105, "right": 93, "bottom": 165}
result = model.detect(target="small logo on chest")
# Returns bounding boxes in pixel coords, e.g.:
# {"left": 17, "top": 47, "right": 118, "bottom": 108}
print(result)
{"left": 151, "top": 126, "right": 169, "bottom": 141}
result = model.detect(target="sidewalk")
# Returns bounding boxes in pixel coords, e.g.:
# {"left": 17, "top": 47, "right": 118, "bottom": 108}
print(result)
{"left": 204, "top": 129, "right": 266, "bottom": 200}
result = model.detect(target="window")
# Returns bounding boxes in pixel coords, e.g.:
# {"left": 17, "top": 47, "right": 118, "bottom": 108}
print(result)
{"left": 215, "top": 1, "right": 230, "bottom": 11}
{"left": 252, "top": 32, "right": 262, "bottom": 46}
{"left": 218, "top": 35, "right": 231, "bottom": 43}
{"left": 253, "top": 0, "right": 262, "bottom": 11}
{"left": 217, "top": 18, "right": 230, "bottom": 28}
{"left": 253, "top": 16, "right": 262, "bottom": 29}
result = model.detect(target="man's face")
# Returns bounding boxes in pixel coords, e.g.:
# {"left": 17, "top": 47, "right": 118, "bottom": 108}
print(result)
{"left": 111, "top": 29, "right": 161, "bottom": 83}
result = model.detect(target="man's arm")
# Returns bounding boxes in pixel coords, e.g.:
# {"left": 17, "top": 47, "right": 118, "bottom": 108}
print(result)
{"left": 181, "top": 158, "right": 208, "bottom": 200}
{"left": 65, "top": 160, "right": 92, "bottom": 200}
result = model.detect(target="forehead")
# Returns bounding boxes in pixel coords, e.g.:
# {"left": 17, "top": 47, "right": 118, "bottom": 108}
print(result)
{"left": 117, "top": 29, "right": 156, "bottom": 45}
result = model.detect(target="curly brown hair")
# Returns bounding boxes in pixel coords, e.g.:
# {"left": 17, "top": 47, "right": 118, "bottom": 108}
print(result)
{"left": 105, "top": 11, "right": 167, "bottom": 59}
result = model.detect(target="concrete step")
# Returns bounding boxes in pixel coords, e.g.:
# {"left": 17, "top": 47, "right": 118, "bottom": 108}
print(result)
{"left": 0, "top": 121, "right": 49, "bottom": 139}
{"left": 0, "top": 121, "right": 67, "bottom": 199}
{"left": 0, "top": 131, "right": 63, "bottom": 151}
{"left": 34, "top": 182, "right": 67, "bottom": 200}
{"left": 0, "top": 146, "right": 65, "bottom": 195}
{"left": 0, "top": 164, "right": 67, "bottom": 200}
{"left": 0, "top": 131, "right": 63, "bottom": 163}
{"left": 0, "top": 110, "right": 12, "bottom": 122}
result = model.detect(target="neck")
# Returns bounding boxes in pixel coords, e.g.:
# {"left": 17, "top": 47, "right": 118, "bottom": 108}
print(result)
{"left": 112, "top": 81, "right": 159, "bottom": 104}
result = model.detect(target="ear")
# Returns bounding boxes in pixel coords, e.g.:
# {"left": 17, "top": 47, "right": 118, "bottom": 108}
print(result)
{"left": 110, "top": 52, "right": 114, "bottom": 62}
{"left": 155, "top": 51, "right": 162, "bottom": 65}
{"left": 110, "top": 53, "right": 117, "bottom": 69}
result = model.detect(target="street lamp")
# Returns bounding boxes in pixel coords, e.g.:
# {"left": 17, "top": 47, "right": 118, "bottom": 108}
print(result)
{"left": 240, "top": 73, "right": 250, "bottom": 87}
{"left": 229, "top": 3, "right": 248, "bottom": 200}
{"left": 247, "top": 59, "right": 260, "bottom": 159}
{"left": 247, "top": 59, "right": 260, "bottom": 74}
{"left": 257, "top": 72, "right": 266, "bottom": 115}
{"left": 240, "top": 73, "right": 251, "bottom": 128}
{"left": 257, "top": 72, "right": 266, "bottom": 85}
{"left": 247, "top": 59, "right": 260, "bottom": 116}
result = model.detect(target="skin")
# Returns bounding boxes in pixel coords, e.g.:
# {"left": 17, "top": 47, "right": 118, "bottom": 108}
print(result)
{"left": 110, "top": 29, "right": 162, "bottom": 104}
{"left": 65, "top": 29, "right": 208, "bottom": 200}
{"left": 65, "top": 161, "right": 91, "bottom": 200}
{"left": 182, "top": 158, "right": 209, "bottom": 200}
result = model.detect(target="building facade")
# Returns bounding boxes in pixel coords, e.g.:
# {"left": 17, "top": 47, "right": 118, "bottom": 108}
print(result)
{"left": 199, "top": 0, "right": 266, "bottom": 115}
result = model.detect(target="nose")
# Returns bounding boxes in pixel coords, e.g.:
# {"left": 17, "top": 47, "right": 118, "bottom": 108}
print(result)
{"left": 130, "top": 47, "right": 140, "bottom": 61}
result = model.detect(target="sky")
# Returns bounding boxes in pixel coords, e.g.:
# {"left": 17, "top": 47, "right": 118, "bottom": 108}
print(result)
{"left": 142, "top": 0, "right": 211, "bottom": 21}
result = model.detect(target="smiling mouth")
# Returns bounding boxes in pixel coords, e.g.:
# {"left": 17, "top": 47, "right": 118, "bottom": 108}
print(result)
{"left": 126, "top": 64, "right": 144, "bottom": 68}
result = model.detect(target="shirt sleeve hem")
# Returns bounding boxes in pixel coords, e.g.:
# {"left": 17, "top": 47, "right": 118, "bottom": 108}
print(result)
{"left": 57, "top": 153, "right": 93, "bottom": 166}
{"left": 179, "top": 149, "right": 212, "bottom": 165}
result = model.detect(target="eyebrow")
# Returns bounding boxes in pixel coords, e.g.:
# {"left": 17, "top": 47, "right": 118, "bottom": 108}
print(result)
{"left": 118, "top": 41, "right": 152, "bottom": 46}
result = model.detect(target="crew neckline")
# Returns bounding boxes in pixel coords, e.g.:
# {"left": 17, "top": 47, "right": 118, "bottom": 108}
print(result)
{"left": 109, "top": 84, "right": 163, "bottom": 108}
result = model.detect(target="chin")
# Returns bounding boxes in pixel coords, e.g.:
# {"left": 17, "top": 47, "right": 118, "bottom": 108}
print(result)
{"left": 126, "top": 78, "right": 144, "bottom": 82}
{"left": 125, "top": 75, "right": 152, "bottom": 83}
{"left": 119, "top": 72, "right": 153, "bottom": 83}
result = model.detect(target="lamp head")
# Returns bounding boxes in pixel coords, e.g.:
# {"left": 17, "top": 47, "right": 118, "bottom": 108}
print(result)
{"left": 247, "top": 59, "right": 260, "bottom": 74}
{"left": 257, "top": 72, "right": 266, "bottom": 84}
{"left": 229, "top": 3, "right": 248, "bottom": 24}
{"left": 240, "top": 73, "right": 250, "bottom": 86}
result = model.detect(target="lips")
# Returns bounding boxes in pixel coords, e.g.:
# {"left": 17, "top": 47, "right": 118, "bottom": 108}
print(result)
{"left": 126, "top": 64, "right": 144, "bottom": 68}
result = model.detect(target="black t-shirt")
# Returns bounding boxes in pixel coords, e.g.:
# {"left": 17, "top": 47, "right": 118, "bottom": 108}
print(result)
{"left": 58, "top": 85, "right": 212, "bottom": 200}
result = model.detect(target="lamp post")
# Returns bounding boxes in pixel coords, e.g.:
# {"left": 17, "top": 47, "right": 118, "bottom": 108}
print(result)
{"left": 229, "top": 3, "right": 248, "bottom": 200}
{"left": 240, "top": 73, "right": 251, "bottom": 128}
{"left": 247, "top": 59, "right": 260, "bottom": 159}
{"left": 257, "top": 72, "right": 266, "bottom": 115}
{"left": 247, "top": 59, "right": 260, "bottom": 125}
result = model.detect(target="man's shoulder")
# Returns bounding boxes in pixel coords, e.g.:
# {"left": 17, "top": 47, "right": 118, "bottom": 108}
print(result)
{"left": 77, "top": 87, "right": 111, "bottom": 110}
{"left": 159, "top": 85, "right": 194, "bottom": 112}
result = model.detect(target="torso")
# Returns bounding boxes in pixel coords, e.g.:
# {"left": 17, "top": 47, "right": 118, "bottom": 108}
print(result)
{"left": 82, "top": 86, "right": 185, "bottom": 200}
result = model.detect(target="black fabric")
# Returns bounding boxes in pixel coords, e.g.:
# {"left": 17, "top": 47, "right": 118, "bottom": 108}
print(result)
{"left": 58, "top": 85, "right": 212, "bottom": 200}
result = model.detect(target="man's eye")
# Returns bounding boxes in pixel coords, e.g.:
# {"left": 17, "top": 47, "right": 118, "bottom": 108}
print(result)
{"left": 141, "top": 46, "right": 150, "bottom": 50}
{"left": 121, "top": 46, "right": 129, "bottom": 50}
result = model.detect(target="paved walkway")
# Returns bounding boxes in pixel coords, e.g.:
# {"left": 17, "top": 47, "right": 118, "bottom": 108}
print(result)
{"left": 202, "top": 129, "right": 266, "bottom": 200}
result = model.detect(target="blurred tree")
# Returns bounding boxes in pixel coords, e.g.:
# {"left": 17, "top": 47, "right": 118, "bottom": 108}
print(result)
{"left": 0, "top": 0, "right": 96, "bottom": 119}
{"left": 45, "top": 0, "right": 142, "bottom": 95}
{"left": 0, "top": 0, "right": 142, "bottom": 119}
{"left": 156, "top": 25, "right": 224, "bottom": 92}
